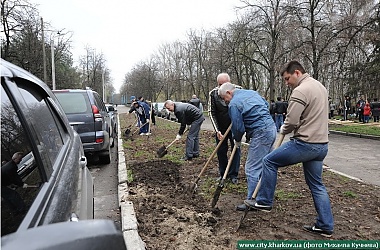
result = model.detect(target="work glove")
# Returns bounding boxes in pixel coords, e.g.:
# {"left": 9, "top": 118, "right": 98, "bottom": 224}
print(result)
{"left": 279, "top": 125, "right": 285, "bottom": 134}
{"left": 234, "top": 140, "right": 241, "bottom": 148}
{"left": 176, "top": 134, "right": 182, "bottom": 140}
{"left": 23, "top": 183, "right": 28, "bottom": 188}
{"left": 146, "top": 119, "right": 150, "bottom": 123}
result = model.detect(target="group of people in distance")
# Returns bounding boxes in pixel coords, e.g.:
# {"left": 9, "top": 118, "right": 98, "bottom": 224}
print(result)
{"left": 163, "top": 60, "right": 334, "bottom": 238}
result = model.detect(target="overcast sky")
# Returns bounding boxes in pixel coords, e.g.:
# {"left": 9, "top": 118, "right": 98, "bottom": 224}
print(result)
{"left": 31, "top": 0, "right": 241, "bottom": 93}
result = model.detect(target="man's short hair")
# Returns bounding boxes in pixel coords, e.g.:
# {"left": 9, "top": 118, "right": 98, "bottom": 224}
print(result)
{"left": 218, "top": 82, "right": 235, "bottom": 96}
{"left": 280, "top": 60, "right": 306, "bottom": 76}
{"left": 12, "top": 152, "right": 23, "bottom": 161}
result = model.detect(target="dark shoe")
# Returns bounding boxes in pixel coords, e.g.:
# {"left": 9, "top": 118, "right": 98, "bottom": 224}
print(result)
{"left": 231, "top": 178, "right": 238, "bottom": 184}
{"left": 236, "top": 203, "right": 252, "bottom": 211}
{"left": 244, "top": 199, "right": 272, "bottom": 212}
{"left": 303, "top": 225, "right": 333, "bottom": 238}
{"left": 193, "top": 154, "right": 199, "bottom": 158}
{"left": 180, "top": 156, "right": 192, "bottom": 161}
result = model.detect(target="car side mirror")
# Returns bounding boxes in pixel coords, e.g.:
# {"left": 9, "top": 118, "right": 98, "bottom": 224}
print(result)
{"left": 1, "top": 220, "right": 126, "bottom": 250}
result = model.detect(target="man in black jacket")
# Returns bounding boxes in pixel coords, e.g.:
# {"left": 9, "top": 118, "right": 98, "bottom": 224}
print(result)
{"left": 274, "top": 97, "right": 287, "bottom": 132}
{"left": 165, "top": 100, "right": 205, "bottom": 161}
{"left": 1, "top": 152, "right": 27, "bottom": 213}
{"left": 208, "top": 73, "right": 241, "bottom": 186}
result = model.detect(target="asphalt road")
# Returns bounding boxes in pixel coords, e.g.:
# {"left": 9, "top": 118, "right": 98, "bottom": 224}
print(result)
{"left": 88, "top": 133, "right": 122, "bottom": 230}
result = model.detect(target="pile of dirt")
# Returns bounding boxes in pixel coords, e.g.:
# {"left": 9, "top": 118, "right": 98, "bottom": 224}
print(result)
{"left": 122, "top": 117, "right": 380, "bottom": 250}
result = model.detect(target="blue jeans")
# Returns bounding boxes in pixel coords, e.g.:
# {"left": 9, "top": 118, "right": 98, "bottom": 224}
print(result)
{"left": 256, "top": 139, "right": 334, "bottom": 231}
{"left": 216, "top": 131, "right": 241, "bottom": 179}
{"left": 185, "top": 117, "right": 204, "bottom": 158}
{"left": 275, "top": 114, "right": 283, "bottom": 131}
{"left": 245, "top": 125, "right": 276, "bottom": 200}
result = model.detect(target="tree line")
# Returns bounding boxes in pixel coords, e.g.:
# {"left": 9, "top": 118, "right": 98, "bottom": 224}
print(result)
{"left": 1, "top": 0, "right": 379, "bottom": 108}
{"left": 1, "top": 0, "right": 115, "bottom": 100}
{"left": 121, "top": 0, "right": 379, "bottom": 108}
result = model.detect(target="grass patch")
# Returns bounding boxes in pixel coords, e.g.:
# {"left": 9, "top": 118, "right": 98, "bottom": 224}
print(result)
{"left": 329, "top": 124, "right": 380, "bottom": 136}
{"left": 343, "top": 191, "right": 357, "bottom": 198}
{"left": 275, "top": 189, "right": 303, "bottom": 200}
{"left": 127, "top": 169, "right": 134, "bottom": 183}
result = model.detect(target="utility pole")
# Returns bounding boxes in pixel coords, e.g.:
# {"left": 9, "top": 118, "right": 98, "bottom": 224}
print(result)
{"left": 41, "top": 18, "right": 47, "bottom": 83}
{"left": 51, "top": 40, "right": 55, "bottom": 90}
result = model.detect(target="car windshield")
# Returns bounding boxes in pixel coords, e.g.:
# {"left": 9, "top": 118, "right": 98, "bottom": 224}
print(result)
{"left": 55, "top": 92, "right": 90, "bottom": 114}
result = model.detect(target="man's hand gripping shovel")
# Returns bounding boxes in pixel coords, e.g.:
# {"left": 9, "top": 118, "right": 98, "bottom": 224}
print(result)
{"left": 189, "top": 124, "right": 232, "bottom": 196}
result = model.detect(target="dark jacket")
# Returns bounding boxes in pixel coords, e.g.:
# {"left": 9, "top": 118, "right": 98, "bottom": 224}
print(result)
{"left": 208, "top": 87, "right": 231, "bottom": 133}
{"left": 1, "top": 160, "right": 23, "bottom": 187}
{"left": 274, "top": 100, "right": 287, "bottom": 114}
{"left": 189, "top": 97, "right": 201, "bottom": 109}
{"left": 174, "top": 102, "right": 204, "bottom": 135}
{"left": 129, "top": 101, "right": 150, "bottom": 119}
{"left": 371, "top": 101, "right": 380, "bottom": 116}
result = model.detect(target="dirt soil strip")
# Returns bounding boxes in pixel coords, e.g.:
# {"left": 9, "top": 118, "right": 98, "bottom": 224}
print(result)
{"left": 122, "top": 117, "right": 380, "bottom": 250}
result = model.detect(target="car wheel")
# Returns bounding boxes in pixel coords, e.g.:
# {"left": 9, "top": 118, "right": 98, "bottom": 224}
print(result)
{"left": 99, "top": 144, "right": 111, "bottom": 164}
{"left": 99, "top": 153, "right": 111, "bottom": 164}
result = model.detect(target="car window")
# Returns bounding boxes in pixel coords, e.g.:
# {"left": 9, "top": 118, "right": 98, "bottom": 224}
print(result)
{"left": 1, "top": 84, "right": 42, "bottom": 236}
{"left": 54, "top": 92, "right": 90, "bottom": 114}
{"left": 16, "top": 81, "right": 64, "bottom": 167}
{"left": 93, "top": 92, "right": 107, "bottom": 112}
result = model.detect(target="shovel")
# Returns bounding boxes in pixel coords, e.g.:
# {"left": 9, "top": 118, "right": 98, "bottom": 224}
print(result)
{"left": 157, "top": 128, "right": 189, "bottom": 158}
{"left": 211, "top": 143, "right": 238, "bottom": 208}
{"left": 190, "top": 124, "right": 232, "bottom": 195}
{"left": 125, "top": 120, "right": 149, "bottom": 140}
{"left": 236, "top": 133, "right": 285, "bottom": 232}
{"left": 124, "top": 115, "right": 138, "bottom": 136}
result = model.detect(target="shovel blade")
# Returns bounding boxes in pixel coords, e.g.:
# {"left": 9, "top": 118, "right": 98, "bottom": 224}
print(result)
{"left": 157, "top": 146, "right": 168, "bottom": 158}
{"left": 211, "top": 183, "right": 224, "bottom": 208}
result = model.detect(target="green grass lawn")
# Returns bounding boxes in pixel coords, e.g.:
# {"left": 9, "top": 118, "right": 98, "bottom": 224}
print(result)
{"left": 329, "top": 124, "right": 380, "bottom": 136}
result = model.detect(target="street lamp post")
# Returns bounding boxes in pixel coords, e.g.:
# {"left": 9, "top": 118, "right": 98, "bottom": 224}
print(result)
{"left": 51, "top": 40, "right": 56, "bottom": 90}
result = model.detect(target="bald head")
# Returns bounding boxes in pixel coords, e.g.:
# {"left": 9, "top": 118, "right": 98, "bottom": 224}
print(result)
{"left": 216, "top": 73, "right": 230, "bottom": 86}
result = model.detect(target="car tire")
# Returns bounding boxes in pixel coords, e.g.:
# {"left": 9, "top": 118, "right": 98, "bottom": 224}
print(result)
{"left": 99, "top": 144, "right": 111, "bottom": 164}
{"left": 99, "top": 153, "right": 111, "bottom": 164}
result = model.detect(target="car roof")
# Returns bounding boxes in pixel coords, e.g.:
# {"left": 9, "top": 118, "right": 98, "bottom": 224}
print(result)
{"left": 1, "top": 59, "right": 51, "bottom": 94}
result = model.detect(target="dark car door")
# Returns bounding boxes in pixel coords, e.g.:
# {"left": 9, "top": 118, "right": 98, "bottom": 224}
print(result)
{"left": 1, "top": 73, "right": 93, "bottom": 236}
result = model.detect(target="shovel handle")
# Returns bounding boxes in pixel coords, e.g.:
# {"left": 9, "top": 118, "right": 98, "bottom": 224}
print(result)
{"left": 221, "top": 143, "right": 238, "bottom": 180}
{"left": 196, "top": 124, "right": 232, "bottom": 179}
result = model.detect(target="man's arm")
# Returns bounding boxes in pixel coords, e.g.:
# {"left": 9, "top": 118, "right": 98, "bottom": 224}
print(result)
{"left": 208, "top": 88, "right": 220, "bottom": 132}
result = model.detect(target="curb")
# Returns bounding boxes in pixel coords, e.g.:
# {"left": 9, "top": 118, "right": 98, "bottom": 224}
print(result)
{"left": 117, "top": 114, "right": 146, "bottom": 250}
{"left": 329, "top": 130, "right": 380, "bottom": 141}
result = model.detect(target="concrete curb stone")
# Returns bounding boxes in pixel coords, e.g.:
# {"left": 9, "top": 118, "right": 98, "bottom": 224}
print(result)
{"left": 117, "top": 114, "right": 146, "bottom": 250}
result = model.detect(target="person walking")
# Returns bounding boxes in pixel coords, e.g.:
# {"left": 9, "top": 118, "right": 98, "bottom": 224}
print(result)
{"left": 356, "top": 97, "right": 365, "bottom": 122}
{"left": 1, "top": 152, "right": 28, "bottom": 214}
{"left": 344, "top": 96, "right": 351, "bottom": 120}
{"left": 208, "top": 73, "right": 241, "bottom": 185}
{"left": 370, "top": 98, "right": 380, "bottom": 122}
{"left": 244, "top": 60, "right": 334, "bottom": 238}
{"left": 363, "top": 100, "right": 371, "bottom": 123}
{"left": 164, "top": 100, "right": 205, "bottom": 161}
{"left": 218, "top": 82, "right": 276, "bottom": 211}
{"left": 274, "top": 97, "right": 287, "bottom": 132}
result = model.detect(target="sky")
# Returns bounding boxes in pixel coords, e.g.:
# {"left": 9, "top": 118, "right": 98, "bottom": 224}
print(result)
{"left": 31, "top": 0, "right": 242, "bottom": 93}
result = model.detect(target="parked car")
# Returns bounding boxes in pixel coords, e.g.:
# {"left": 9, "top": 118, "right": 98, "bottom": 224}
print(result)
{"left": 160, "top": 106, "right": 178, "bottom": 121}
{"left": 1, "top": 59, "right": 125, "bottom": 249}
{"left": 105, "top": 103, "right": 118, "bottom": 137}
{"left": 154, "top": 102, "right": 165, "bottom": 117}
{"left": 53, "top": 88, "right": 114, "bottom": 164}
